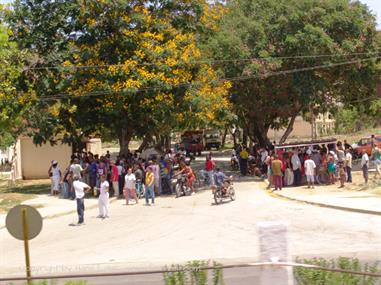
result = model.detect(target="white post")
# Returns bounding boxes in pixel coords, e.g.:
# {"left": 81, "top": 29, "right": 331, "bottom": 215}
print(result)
{"left": 257, "top": 221, "right": 293, "bottom": 285}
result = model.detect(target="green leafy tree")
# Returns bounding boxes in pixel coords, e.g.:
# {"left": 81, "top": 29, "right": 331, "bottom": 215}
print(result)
{"left": 205, "top": 0, "right": 380, "bottom": 146}
{"left": 0, "top": 18, "right": 32, "bottom": 149}
{"left": 7, "top": 0, "right": 231, "bottom": 154}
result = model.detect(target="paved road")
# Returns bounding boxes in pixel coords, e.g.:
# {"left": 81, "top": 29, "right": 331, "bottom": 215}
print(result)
{"left": 1, "top": 180, "right": 381, "bottom": 284}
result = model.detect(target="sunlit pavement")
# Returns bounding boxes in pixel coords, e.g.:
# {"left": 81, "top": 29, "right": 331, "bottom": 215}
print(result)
{"left": 1, "top": 174, "right": 381, "bottom": 284}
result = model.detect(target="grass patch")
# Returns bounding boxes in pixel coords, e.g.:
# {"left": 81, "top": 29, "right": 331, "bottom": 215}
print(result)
{"left": 0, "top": 179, "right": 50, "bottom": 212}
{"left": 2, "top": 183, "right": 50, "bottom": 195}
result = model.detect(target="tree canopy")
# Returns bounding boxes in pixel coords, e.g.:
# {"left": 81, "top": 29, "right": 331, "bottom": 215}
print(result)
{"left": 0, "top": 19, "right": 32, "bottom": 149}
{"left": 205, "top": 0, "right": 381, "bottom": 146}
{"left": 7, "top": 0, "right": 231, "bottom": 153}
{"left": 2, "top": 0, "right": 381, "bottom": 151}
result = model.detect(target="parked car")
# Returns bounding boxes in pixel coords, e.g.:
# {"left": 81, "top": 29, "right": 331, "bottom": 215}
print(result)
{"left": 352, "top": 135, "right": 381, "bottom": 158}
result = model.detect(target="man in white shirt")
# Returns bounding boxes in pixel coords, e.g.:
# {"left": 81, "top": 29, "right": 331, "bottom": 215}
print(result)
{"left": 361, "top": 150, "right": 369, "bottom": 184}
{"left": 304, "top": 156, "right": 316, "bottom": 189}
{"left": 70, "top": 158, "right": 83, "bottom": 179}
{"left": 291, "top": 150, "right": 302, "bottom": 186}
{"left": 98, "top": 174, "right": 109, "bottom": 219}
{"left": 72, "top": 176, "right": 91, "bottom": 225}
{"left": 345, "top": 149, "right": 353, "bottom": 183}
{"left": 70, "top": 158, "right": 83, "bottom": 200}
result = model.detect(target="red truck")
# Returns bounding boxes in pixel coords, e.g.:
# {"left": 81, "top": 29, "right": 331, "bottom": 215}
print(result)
{"left": 352, "top": 135, "right": 381, "bottom": 158}
{"left": 181, "top": 131, "right": 204, "bottom": 156}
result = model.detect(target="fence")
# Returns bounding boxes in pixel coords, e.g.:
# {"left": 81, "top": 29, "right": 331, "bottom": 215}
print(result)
{"left": 1, "top": 261, "right": 380, "bottom": 285}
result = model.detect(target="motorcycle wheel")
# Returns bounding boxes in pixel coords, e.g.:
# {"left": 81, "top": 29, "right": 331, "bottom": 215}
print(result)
{"left": 175, "top": 184, "right": 181, "bottom": 198}
{"left": 214, "top": 190, "right": 223, "bottom": 205}
{"left": 317, "top": 171, "right": 329, "bottom": 185}
{"left": 229, "top": 186, "right": 236, "bottom": 201}
{"left": 185, "top": 186, "right": 192, "bottom": 196}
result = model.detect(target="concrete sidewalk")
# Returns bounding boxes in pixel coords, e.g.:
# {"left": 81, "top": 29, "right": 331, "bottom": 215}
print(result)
{"left": 271, "top": 187, "right": 381, "bottom": 216}
{"left": 0, "top": 195, "right": 117, "bottom": 229}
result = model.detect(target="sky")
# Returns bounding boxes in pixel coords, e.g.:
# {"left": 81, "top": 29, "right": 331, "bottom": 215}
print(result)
{"left": 0, "top": 0, "right": 380, "bottom": 29}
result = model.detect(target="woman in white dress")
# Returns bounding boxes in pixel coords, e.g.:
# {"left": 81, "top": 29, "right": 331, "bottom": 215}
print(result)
{"left": 48, "top": 160, "right": 61, "bottom": 196}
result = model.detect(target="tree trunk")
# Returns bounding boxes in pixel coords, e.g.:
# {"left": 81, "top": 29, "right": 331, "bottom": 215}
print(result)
{"left": 164, "top": 134, "right": 171, "bottom": 150}
{"left": 279, "top": 114, "right": 298, "bottom": 144}
{"left": 221, "top": 127, "right": 228, "bottom": 148}
{"left": 118, "top": 127, "right": 133, "bottom": 156}
{"left": 231, "top": 129, "right": 237, "bottom": 146}
{"left": 137, "top": 134, "right": 152, "bottom": 153}
{"left": 242, "top": 127, "right": 248, "bottom": 147}
{"left": 252, "top": 123, "right": 271, "bottom": 147}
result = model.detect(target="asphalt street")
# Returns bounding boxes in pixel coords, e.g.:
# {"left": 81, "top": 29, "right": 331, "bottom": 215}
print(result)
{"left": 1, "top": 175, "right": 381, "bottom": 284}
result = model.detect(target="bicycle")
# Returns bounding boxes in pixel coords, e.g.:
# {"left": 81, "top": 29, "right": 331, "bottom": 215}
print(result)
{"left": 197, "top": 169, "right": 211, "bottom": 188}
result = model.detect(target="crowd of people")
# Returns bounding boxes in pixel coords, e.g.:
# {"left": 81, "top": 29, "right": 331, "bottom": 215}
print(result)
{"left": 231, "top": 139, "right": 381, "bottom": 191}
{"left": 46, "top": 137, "right": 381, "bottom": 225}
{"left": 47, "top": 149, "right": 198, "bottom": 225}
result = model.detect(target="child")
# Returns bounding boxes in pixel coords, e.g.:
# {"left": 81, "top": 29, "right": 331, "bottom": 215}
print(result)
{"left": 327, "top": 155, "right": 336, "bottom": 184}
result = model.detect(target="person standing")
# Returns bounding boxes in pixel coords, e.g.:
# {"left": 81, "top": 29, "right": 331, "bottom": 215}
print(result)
{"left": 72, "top": 176, "right": 91, "bottom": 225}
{"left": 152, "top": 159, "right": 161, "bottom": 195}
{"left": 205, "top": 154, "right": 216, "bottom": 185}
{"left": 145, "top": 166, "right": 155, "bottom": 206}
{"left": 291, "top": 150, "right": 302, "bottom": 186}
{"left": 338, "top": 161, "right": 346, "bottom": 188}
{"left": 124, "top": 167, "right": 138, "bottom": 205}
{"left": 304, "top": 155, "right": 316, "bottom": 189}
{"left": 110, "top": 161, "right": 119, "bottom": 198}
{"left": 117, "top": 161, "right": 125, "bottom": 197}
{"left": 372, "top": 147, "right": 381, "bottom": 179}
{"left": 271, "top": 155, "right": 283, "bottom": 191}
{"left": 48, "top": 161, "right": 61, "bottom": 196}
{"left": 239, "top": 147, "right": 249, "bottom": 176}
{"left": 61, "top": 164, "right": 71, "bottom": 199}
{"left": 97, "top": 174, "right": 109, "bottom": 219}
{"left": 70, "top": 158, "right": 83, "bottom": 180}
{"left": 82, "top": 158, "right": 90, "bottom": 186}
{"left": 134, "top": 164, "right": 144, "bottom": 197}
{"left": 345, "top": 149, "right": 353, "bottom": 183}
{"left": 96, "top": 157, "right": 107, "bottom": 189}
{"left": 327, "top": 154, "right": 336, "bottom": 184}
{"left": 361, "top": 149, "right": 369, "bottom": 184}
{"left": 89, "top": 157, "right": 98, "bottom": 190}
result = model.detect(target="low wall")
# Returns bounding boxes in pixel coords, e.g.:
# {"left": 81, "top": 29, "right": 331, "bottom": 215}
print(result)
{"left": 20, "top": 138, "right": 72, "bottom": 179}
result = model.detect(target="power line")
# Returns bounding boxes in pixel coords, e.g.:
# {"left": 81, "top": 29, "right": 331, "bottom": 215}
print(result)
{"left": 27, "top": 51, "right": 381, "bottom": 71}
{"left": 38, "top": 57, "right": 380, "bottom": 102}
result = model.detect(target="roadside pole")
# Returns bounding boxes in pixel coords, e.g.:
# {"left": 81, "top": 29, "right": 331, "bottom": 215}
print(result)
{"left": 258, "top": 221, "right": 293, "bottom": 285}
{"left": 22, "top": 208, "right": 32, "bottom": 283}
{"left": 6, "top": 205, "right": 43, "bottom": 285}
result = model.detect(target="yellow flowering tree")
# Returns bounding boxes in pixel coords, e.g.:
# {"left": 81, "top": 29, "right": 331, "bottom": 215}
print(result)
{"left": 59, "top": 0, "right": 231, "bottom": 154}
{"left": 7, "top": 0, "right": 231, "bottom": 153}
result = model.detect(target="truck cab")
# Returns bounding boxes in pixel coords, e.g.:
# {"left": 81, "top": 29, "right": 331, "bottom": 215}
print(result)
{"left": 204, "top": 130, "right": 222, "bottom": 150}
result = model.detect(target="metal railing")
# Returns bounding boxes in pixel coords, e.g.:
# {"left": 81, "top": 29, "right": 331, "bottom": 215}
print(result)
{"left": 1, "top": 261, "right": 380, "bottom": 282}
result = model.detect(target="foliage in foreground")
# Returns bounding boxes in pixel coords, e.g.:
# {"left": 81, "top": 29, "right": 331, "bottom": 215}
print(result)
{"left": 163, "top": 260, "right": 224, "bottom": 285}
{"left": 163, "top": 258, "right": 380, "bottom": 285}
{"left": 294, "top": 257, "right": 380, "bottom": 285}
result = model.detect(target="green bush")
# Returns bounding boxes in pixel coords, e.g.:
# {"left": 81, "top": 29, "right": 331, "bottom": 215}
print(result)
{"left": 163, "top": 260, "right": 224, "bottom": 285}
{"left": 294, "top": 257, "right": 380, "bottom": 285}
{"left": 334, "top": 107, "right": 376, "bottom": 134}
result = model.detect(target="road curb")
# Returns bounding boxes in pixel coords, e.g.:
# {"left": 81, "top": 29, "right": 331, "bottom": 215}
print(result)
{"left": 272, "top": 191, "right": 381, "bottom": 216}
